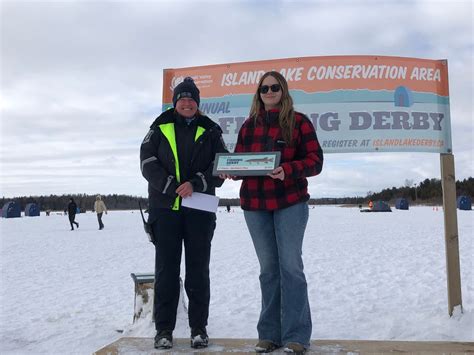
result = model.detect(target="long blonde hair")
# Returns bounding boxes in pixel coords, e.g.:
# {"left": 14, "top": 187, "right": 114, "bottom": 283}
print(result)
{"left": 249, "top": 71, "right": 295, "bottom": 144}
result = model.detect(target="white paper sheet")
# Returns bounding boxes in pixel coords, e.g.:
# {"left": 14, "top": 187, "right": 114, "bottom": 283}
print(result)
{"left": 181, "top": 192, "right": 219, "bottom": 213}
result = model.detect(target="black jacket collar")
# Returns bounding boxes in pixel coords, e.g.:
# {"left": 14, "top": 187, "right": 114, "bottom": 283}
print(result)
{"left": 151, "top": 109, "right": 222, "bottom": 133}
{"left": 256, "top": 108, "right": 280, "bottom": 126}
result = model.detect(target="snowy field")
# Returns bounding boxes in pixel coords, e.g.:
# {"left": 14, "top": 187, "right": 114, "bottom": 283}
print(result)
{"left": 0, "top": 205, "right": 472, "bottom": 354}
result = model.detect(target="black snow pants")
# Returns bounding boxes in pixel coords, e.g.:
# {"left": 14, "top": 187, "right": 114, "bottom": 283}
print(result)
{"left": 150, "top": 206, "right": 216, "bottom": 332}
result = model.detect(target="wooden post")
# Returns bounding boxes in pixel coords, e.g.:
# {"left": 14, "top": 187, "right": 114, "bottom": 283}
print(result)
{"left": 440, "top": 153, "right": 462, "bottom": 316}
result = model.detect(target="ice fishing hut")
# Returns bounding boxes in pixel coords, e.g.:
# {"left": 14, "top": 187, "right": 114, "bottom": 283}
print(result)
{"left": 372, "top": 200, "right": 392, "bottom": 212}
{"left": 2, "top": 201, "right": 21, "bottom": 218}
{"left": 25, "top": 203, "right": 40, "bottom": 216}
{"left": 395, "top": 198, "right": 409, "bottom": 210}
{"left": 456, "top": 196, "right": 472, "bottom": 210}
{"left": 360, "top": 200, "right": 392, "bottom": 212}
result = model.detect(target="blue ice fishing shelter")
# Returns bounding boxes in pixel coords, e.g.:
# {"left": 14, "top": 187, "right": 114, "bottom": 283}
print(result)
{"left": 395, "top": 198, "right": 409, "bottom": 210}
{"left": 457, "top": 196, "right": 472, "bottom": 210}
{"left": 2, "top": 201, "right": 21, "bottom": 218}
{"left": 25, "top": 203, "right": 40, "bottom": 216}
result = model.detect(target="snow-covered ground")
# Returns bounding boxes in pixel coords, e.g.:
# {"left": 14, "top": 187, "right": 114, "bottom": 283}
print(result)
{"left": 0, "top": 205, "right": 472, "bottom": 354}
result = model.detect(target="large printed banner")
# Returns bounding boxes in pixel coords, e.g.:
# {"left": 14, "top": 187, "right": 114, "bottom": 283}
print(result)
{"left": 163, "top": 56, "right": 452, "bottom": 153}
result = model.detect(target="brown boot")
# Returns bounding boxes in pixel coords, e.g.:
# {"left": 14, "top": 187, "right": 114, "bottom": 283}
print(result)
{"left": 255, "top": 340, "right": 280, "bottom": 353}
{"left": 284, "top": 342, "right": 306, "bottom": 354}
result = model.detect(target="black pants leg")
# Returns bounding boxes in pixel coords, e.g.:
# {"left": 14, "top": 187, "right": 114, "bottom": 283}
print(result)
{"left": 69, "top": 214, "right": 76, "bottom": 229}
{"left": 97, "top": 212, "right": 104, "bottom": 229}
{"left": 151, "top": 209, "right": 183, "bottom": 331}
{"left": 150, "top": 207, "right": 216, "bottom": 332}
{"left": 182, "top": 208, "right": 216, "bottom": 330}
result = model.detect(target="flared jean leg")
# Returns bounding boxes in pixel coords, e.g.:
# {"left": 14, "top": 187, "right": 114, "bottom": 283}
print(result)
{"left": 245, "top": 202, "right": 312, "bottom": 348}
{"left": 244, "top": 210, "right": 282, "bottom": 345}
{"left": 274, "top": 202, "right": 311, "bottom": 348}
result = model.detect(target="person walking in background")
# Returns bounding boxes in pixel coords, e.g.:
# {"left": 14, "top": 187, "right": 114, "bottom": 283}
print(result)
{"left": 140, "top": 77, "right": 228, "bottom": 350}
{"left": 67, "top": 198, "right": 79, "bottom": 231}
{"left": 226, "top": 71, "right": 323, "bottom": 354}
{"left": 94, "top": 195, "right": 107, "bottom": 230}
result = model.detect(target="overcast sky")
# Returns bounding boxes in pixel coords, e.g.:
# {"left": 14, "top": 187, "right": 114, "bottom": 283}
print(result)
{"left": 0, "top": 0, "right": 472, "bottom": 199}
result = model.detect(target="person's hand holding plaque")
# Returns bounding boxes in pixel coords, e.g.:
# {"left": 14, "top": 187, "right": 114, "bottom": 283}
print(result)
{"left": 267, "top": 166, "right": 285, "bottom": 181}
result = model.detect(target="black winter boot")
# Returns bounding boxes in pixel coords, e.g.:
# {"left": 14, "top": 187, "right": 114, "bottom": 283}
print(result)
{"left": 154, "top": 330, "right": 173, "bottom": 349}
{"left": 190, "top": 327, "right": 209, "bottom": 348}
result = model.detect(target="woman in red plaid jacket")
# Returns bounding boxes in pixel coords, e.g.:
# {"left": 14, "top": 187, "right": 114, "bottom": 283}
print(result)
{"left": 234, "top": 71, "right": 323, "bottom": 354}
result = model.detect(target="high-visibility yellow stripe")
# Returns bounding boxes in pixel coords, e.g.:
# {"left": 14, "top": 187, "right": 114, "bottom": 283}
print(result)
{"left": 159, "top": 123, "right": 180, "bottom": 210}
{"left": 195, "top": 126, "right": 205, "bottom": 141}
{"left": 159, "top": 122, "right": 206, "bottom": 210}
{"left": 159, "top": 123, "right": 180, "bottom": 181}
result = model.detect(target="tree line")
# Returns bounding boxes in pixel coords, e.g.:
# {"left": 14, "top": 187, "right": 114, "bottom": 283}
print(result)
{"left": 0, "top": 194, "right": 148, "bottom": 212}
{"left": 1, "top": 177, "right": 472, "bottom": 211}
{"left": 364, "top": 177, "right": 473, "bottom": 206}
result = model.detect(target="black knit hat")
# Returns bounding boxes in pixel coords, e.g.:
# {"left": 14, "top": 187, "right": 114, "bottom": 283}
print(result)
{"left": 173, "top": 77, "right": 200, "bottom": 107}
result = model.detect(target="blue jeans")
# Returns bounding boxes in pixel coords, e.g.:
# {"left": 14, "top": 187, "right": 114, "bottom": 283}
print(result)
{"left": 244, "top": 202, "right": 311, "bottom": 348}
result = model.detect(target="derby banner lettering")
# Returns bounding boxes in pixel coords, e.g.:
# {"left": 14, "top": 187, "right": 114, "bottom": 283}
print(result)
{"left": 163, "top": 56, "right": 452, "bottom": 153}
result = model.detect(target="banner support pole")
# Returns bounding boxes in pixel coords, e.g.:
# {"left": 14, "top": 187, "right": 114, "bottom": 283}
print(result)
{"left": 440, "top": 153, "right": 462, "bottom": 316}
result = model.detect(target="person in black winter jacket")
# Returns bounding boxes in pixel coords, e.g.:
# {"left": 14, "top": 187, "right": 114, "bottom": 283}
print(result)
{"left": 140, "top": 77, "right": 228, "bottom": 350}
{"left": 67, "top": 198, "right": 79, "bottom": 230}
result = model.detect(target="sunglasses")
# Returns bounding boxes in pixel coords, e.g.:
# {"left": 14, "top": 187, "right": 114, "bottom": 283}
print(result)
{"left": 259, "top": 84, "right": 281, "bottom": 94}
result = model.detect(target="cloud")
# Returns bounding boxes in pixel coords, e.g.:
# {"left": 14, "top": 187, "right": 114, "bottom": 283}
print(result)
{"left": 0, "top": 0, "right": 472, "bottom": 198}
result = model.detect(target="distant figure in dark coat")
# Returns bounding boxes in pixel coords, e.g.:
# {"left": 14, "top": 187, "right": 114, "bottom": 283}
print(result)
{"left": 226, "top": 205, "right": 231, "bottom": 213}
{"left": 67, "top": 198, "right": 79, "bottom": 230}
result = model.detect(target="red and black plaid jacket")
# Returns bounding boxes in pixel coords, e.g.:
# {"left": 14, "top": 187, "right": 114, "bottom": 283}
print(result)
{"left": 235, "top": 109, "right": 323, "bottom": 210}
